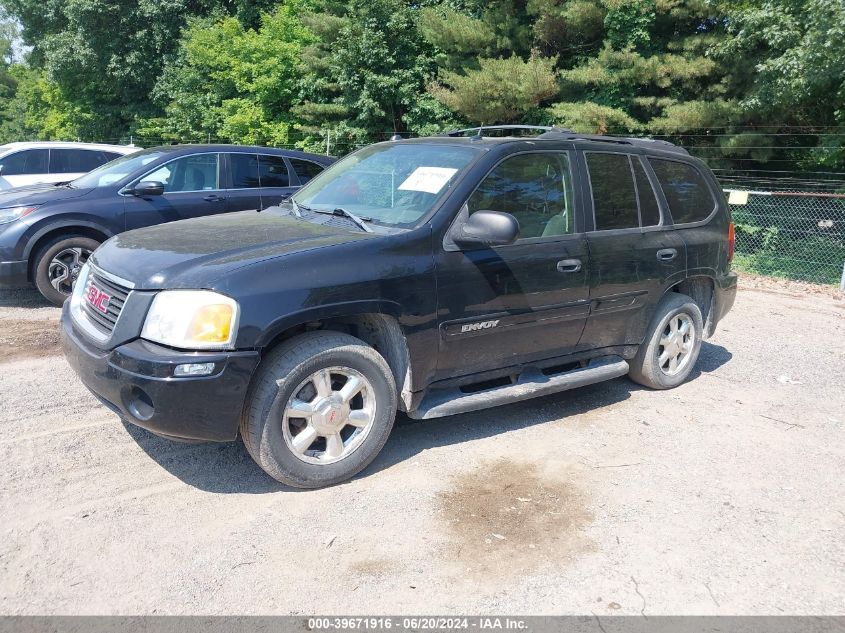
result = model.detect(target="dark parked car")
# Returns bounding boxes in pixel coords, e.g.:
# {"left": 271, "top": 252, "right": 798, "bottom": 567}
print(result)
{"left": 0, "top": 144, "right": 334, "bottom": 304}
{"left": 62, "top": 126, "right": 737, "bottom": 488}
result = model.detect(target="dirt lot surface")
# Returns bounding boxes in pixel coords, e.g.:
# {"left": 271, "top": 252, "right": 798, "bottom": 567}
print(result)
{"left": 0, "top": 281, "right": 843, "bottom": 615}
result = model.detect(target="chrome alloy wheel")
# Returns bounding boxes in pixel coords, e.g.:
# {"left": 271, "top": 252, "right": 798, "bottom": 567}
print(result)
{"left": 48, "top": 247, "right": 91, "bottom": 294}
{"left": 658, "top": 313, "right": 695, "bottom": 376}
{"left": 282, "top": 366, "right": 376, "bottom": 465}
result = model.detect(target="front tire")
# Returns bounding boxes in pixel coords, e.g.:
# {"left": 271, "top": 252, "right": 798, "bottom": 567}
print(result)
{"left": 240, "top": 331, "right": 398, "bottom": 488}
{"left": 33, "top": 235, "right": 100, "bottom": 306}
{"left": 628, "top": 292, "right": 703, "bottom": 389}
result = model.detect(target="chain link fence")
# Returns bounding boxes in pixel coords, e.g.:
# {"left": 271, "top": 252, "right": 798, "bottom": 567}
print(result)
{"left": 724, "top": 188, "right": 845, "bottom": 286}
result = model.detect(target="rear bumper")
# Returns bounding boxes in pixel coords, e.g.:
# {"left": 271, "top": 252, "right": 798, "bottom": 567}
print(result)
{"left": 61, "top": 303, "right": 261, "bottom": 442}
{"left": 709, "top": 270, "right": 738, "bottom": 335}
{"left": 0, "top": 260, "right": 28, "bottom": 288}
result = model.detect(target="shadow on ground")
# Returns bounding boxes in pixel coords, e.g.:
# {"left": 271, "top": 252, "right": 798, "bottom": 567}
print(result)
{"left": 123, "top": 341, "right": 732, "bottom": 495}
{"left": 0, "top": 287, "right": 52, "bottom": 308}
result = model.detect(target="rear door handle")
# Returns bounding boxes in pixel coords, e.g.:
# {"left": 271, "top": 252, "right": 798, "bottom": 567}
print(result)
{"left": 556, "top": 258, "right": 582, "bottom": 273}
{"left": 656, "top": 248, "right": 678, "bottom": 262}
{"left": 203, "top": 194, "right": 225, "bottom": 202}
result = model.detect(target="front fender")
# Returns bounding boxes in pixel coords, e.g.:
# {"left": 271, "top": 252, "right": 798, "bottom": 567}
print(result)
{"left": 246, "top": 299, "right": 405, "bottom": 348}
{"left": 21, "top": 217, "right": 116, "bottom": 260}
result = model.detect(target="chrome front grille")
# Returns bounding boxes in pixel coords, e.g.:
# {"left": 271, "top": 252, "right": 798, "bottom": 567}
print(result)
{"left": 80, "top": 269, "right": 130, "bottom": 335}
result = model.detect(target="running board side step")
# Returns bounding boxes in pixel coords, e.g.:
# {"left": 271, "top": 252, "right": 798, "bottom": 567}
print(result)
{"left": 408, "top": 355, "right": 630, "bottom": 420}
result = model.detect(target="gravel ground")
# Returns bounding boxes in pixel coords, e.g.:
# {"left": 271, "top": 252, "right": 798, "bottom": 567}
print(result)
{"left": 0, "top": 280, "right": 843, "bottom": 615}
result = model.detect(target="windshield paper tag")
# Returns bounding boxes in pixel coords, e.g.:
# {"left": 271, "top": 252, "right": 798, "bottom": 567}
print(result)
{"left": 398, "top": 167, "right": 458, "bottom": 194}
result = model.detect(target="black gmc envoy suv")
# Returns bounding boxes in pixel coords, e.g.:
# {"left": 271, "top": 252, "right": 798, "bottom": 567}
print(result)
{"left": 62, "top": 126, "right": 737, "bottom": 488}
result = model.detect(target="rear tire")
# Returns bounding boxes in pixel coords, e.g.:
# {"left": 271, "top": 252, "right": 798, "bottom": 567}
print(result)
{"left": 628, "top": 292, "right": 703, "bottom": 389}
{"left": 33, "top": 235, "right": 99, "bottom": 306}
{"left": 240, "top": 331, "right": 398, "bottom": 488}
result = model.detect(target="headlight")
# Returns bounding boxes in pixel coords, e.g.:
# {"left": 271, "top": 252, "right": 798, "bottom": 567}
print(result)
{"left": 0, "top": 205, "right": 38, "bottom": 225}
{"left": 69, "top": 262, "right": 91, "bottom": 314}
{"left": 141, "top": 290, "right": 239, "bottom": 350}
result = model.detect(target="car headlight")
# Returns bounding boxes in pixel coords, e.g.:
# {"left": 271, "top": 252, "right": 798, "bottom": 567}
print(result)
{"left": 141, "top": 290, "right": 240, "bottom": 350}
{"left": 69, "top": 262, "right": 91, "bottom": 312}
{"left": 0, "top": 205, "right": 38, "bottom": 225}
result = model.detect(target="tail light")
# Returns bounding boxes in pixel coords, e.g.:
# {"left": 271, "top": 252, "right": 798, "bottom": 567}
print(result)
{"left": 727, "top": 222, "right": 735, "bottom": 264}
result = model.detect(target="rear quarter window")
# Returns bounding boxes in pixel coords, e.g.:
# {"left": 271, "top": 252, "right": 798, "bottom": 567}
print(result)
{"left": 289, "top": 158, "right": 325, "bottom": 185}
{"left": 649, "top": 159, "right": 716, "bottom": 224}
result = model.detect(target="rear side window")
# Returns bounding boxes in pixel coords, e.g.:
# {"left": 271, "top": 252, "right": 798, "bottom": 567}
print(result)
{"left": 229, "top": 153, "right": 260, "bottom": 189}
{"left": 50, "top": 149, "right": 114, "bottom": 174}
{"left": 289, "top": 158, "right": 324, "bottom": 184}
{"left": 649, "top": 159, "right": 715, "bottom": 224}
{"left": 0, "top": 149, "right": 49, "bottom": 175}
{"left": 258, "top": 155, "right": 290, "bottom": 188}
{"left": 632, "top": 158, "right": 661, "bottom": 227}
{"left": 586, "top": 153, "right": 639, "bottom": 230}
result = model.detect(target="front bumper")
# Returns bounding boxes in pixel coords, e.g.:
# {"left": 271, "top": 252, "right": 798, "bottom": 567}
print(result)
{"left": 0, "top": 260, "right": 28, "bottom": 288}
{"left": 61, "top": 304, "right": 261, "bottom": 442}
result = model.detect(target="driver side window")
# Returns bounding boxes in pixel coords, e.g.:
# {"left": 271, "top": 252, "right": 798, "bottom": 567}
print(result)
{"left": 467, "top": 152, "right": 574, "bottom": 239}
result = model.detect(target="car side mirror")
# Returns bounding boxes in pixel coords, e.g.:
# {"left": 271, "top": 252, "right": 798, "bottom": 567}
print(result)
{"left": 452, "top": 210, "right": 520, "bottom": 248}
{"left": 130, "top": 181, "right": 165, "bottom": 196}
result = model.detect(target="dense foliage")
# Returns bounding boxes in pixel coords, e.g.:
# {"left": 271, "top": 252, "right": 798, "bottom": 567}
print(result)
{"left": 0, "top": 0, "right": 842, "bottom": 171}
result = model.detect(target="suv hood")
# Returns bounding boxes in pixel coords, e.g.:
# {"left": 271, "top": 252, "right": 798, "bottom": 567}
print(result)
{"left": 91, "top": 210, "right": 376, "bottom": 290}
{"left": 0, "top": 183, "right": 93, "bottom": 206}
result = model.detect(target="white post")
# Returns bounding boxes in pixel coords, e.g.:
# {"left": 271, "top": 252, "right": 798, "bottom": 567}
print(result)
{"left": 840, "top": 260, "right": 845, "bottom": 291}
{"left": 326, "top": 129, "right": 331, "bottom": 156}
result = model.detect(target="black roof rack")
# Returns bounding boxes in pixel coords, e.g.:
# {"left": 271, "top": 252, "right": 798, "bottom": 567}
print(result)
{"left": 442, "top": 125, "right": 573, "bottom": 137}
{"left": 536, "top": 129, "right": 689, "bottom": 155}
{"left": 439, "top": 125, "right": 688, "bottom": 155}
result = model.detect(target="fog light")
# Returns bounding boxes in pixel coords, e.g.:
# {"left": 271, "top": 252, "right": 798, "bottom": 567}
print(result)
{"left": 174, "top": 362, "right": 216, "bottom": 377}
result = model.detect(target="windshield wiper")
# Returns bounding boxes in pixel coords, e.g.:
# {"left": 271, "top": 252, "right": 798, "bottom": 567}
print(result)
{"left": 289, "top": 197, "right": 309, "bottom": 218}
{"left": 314, "top": 207, "right": 373, "bottom": 233}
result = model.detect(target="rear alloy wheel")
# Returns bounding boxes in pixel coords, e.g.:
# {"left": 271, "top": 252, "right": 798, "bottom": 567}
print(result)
{"left": 34, "top": 235, "right": 100, "bottom": 306}
{"left": 628, "top": 292, "right": 703, "bottom": 389}
{"left": 241, "top": 331, "right": 397, "bottom": 488}
{"left": 657, "top": 313, "right": 696, "bottom": 376}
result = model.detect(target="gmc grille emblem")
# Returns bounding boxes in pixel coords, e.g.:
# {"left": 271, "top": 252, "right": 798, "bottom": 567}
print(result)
{"left": 85, "top": 283, "right": 111, "bottom": 314}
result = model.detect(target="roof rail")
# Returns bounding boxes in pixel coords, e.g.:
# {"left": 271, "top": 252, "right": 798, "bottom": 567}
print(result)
{"left": 438, "top": 125, "right": 688, "bottom": 155}
{"left": 442, "top": 125, "right": 574, "bottom": 137}
{"left": 536, "top": 130, "right": 689, "bottom": 155}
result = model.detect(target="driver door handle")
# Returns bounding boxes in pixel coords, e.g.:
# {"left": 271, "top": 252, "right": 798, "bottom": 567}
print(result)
{"left": 556, "top": 258, "right": 582, "bottom": 273}
{"left": 656, "top": 248, "right": 678, "bottom": 262}
{"left": 203, "top": 194, "right": 225, "bottom": 202}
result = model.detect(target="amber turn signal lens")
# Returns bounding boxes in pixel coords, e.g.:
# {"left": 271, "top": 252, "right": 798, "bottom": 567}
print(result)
{"left": 188, "top": 304, "right": 234, "bottom": 344}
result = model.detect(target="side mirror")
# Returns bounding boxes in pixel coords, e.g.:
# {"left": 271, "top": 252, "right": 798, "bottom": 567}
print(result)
{"left": 130, "top": 181, "right": 165, "bottom": 196}
{"left": 452, "top": 210, "right": 520, "bottom": 248}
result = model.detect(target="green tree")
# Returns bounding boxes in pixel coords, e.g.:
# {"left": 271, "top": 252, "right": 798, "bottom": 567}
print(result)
{"left": 147, "top": 3, "right": 315, "bottom": 145}
{"left": 430, "top": 54, "right": 559, "bottom": 124}
{"left": 298, "top": 0, "right": 446, "bottom": 140}
{"left": 0, "top": 0, "right": 255, "bottom": 138}
{"left": 546, "top": 100, "right": 638, "bottom": 134}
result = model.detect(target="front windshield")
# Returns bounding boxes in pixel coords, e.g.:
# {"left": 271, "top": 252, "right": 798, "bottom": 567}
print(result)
{"left": 71, "top": 150, "right": 168, "bottom": 188}
{"left": 293, "top": 143, "right": 480, "bottom": 227}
